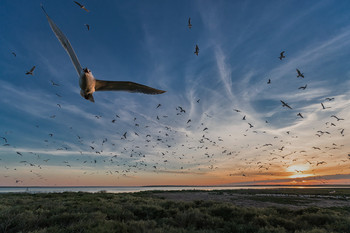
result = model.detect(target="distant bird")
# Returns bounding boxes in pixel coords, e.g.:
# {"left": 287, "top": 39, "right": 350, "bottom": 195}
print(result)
{"left": 267, "top": 79, "right": 271, "bottom": 84}
{"left": 187, "top": 119, "right": 191, "bottom": 124}
{"left": 12, "top": 52, "right": 16, "bottom": 57}
{"left": 16, "top": 152, "right": 23, "bottom": 156}
{"left": 188, "top": 17, "right": 192, "bottom": 29}
{"left": 203, "top": 127, "right": 208, "bottom": 131}
{"left": 194, "top": 44, "right": 199, "bottom": 56}
{"left": 73, "top": 1, "right": 89, "bottom": 12}
{"left": 233, "top": 109, "right": 241, "bottom": 112}
{"left": 321, "top": 103, "right": 330, "bottom": 110}
{"left": 0, "top": 137, "right": 7, "bottom": 143}
{"left": 51, "top": 80, "right": 59, "bottom": 86}
{"left": 331, "top": 115, "right": 344, "bottom": 121}
{"left": 84, "top": 24, "right": 90, "bottom": 31}
{"left": 242, "top": 115, "right": 246, "bottom": 120}
{"left": 296, "top": 69, "right": 304, "bottom": 78}
{"left": 197, "top": 99, "right": 200, "bottom": 103}
{"left": 57, "top": 104, "right": 61, "bottom": 108}
{"left": 325, "top": 97, "right": 334, "bottom": 101}
{"left": 279, "top": 51, "right": 285, "bottom": 60}
{"left": 156, "top": 104, "right": 161, "bottom": 108}
{"left": 25, "top": 66, "right": 36, "bottom": 75}
{"left": 297, "top": 113, "right": 303, "bottom": 118}
{"left": 123, "top": 132, "right": 127, "bottom": 139}
{"left": 298, "top": 84, "right": 307, "bottom": 90}
{"left": 248, "top": 123, "right": 253, "bottom": 128}
{"left": 280, "top": 100, "right": 292, "bottom": 109}
{"left": 178, "top": 106, "right": 186, "bottom": 113}
{"left": 42, "top": 5, "right": 165, "bottom": 102}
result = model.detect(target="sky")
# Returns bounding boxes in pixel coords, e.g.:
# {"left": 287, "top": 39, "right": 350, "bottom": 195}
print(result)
{"left": 1, "top": 0, "right": 350, "bottom": 186}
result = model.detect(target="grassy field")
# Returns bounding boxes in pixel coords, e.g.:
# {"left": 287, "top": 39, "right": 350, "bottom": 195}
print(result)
{"left": 0, "top": 189, "right": 350, "bottom": 233}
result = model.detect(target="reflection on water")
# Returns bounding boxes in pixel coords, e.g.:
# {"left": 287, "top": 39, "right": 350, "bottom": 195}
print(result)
{"left": 0, "top": 186, "right": 349, "bottom": 194}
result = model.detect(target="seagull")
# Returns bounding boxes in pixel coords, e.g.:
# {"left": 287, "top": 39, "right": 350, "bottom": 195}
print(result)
{"left": 156, "top": 104, "right": 161, "bottom": 108}
{"left": 194, "top": 44, "right": 199, "bottom": 56}
{"left": 12, "top": 52, "right": 16, "bottom": 57}
{"left": 331, "top": 115, "right": 344, "bottom": 121}
{"left": 73, "top": 1, "right": 89, "bottom": 12}
{"left": 267, "top": 79, "right": 271, "bottom": 84}
{"left": 297, "top": 113, "right": 303, "bottom": 118}
{"left": 84, "top": 24, "right": 90, "bottom": 31}
{"left": 188, "top": 17, "right": 192, "bottom": 29}
{"left": 41, "top": 5, "right": 165, "bottom": 102}
{"left": 298, "top": 84, "right": 307, "bottom": 90}
{"left": 51, "top": 80, "right": 59, "bottom": 86}
{"left": 279, "top": 51, "right": 285, "bottom": 60}
{"left": 325, "top": 97, "right": 334, "bottom": 101}
{"left": 26, "top": 66, "right": 36, "bottom": 75}
{"left": 296, "top": 69, "right": 304, "bottom": 78}
{"left": 280, "top": 100, "right": 292, "bottom": 109}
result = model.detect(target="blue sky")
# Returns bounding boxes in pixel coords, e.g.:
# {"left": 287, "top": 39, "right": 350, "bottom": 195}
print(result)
{"left": 1, "top": 0, "right": 350, "bottom": 186}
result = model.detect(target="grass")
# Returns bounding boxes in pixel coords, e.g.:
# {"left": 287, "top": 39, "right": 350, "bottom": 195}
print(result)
{"left": 0, "top": 190, "right": 349, "bottom": 232}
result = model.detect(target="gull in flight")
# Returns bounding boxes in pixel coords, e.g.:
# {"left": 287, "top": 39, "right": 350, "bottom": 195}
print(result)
{"left": 73, "top": 1, "right": 89, "bottom": 12}
{"left": 194, "top": 44, "right": 199, "bottom": 56}
{"left": 41, "top": 5, "right": 165, "bottom": 102}
{"left": 296, "top": 69, "right": 304, "bottom": 78}
{"left": 280, "top": 100, "right": 292, "bottom": 109}
{"left": 279, "top": 51, "right": 285, "bottom": 60}
{"left": 188, "top": 18, "right": 192, "bottom": 29}
{"left": 26, "top": 66, "right": 36, "bottom": 75}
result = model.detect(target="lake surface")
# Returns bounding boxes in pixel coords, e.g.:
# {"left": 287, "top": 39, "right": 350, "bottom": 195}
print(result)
{"left": 0, "top": 185, "right": 349, "bottom": 194}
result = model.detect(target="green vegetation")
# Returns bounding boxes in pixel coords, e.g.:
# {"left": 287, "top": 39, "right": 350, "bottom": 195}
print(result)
{"left": 0, "top": 190, "right": 349, "bottom": 233}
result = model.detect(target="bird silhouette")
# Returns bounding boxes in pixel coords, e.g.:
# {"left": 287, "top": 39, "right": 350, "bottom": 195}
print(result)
{"left": 297, "top": 113, "right": 303, "bottom": 118}
{"left": 296, "top": 69, "right": 304, "bottom": 78}
{"left": 25, "top": 66, "right": 36, "bottom": 75}
{"left": 298, "top": 84, "right": 307, "bottom": 90}
{"left": 74, "top": 1, "right": 89, "bottom": 12}
{"left": 84, "top": 24, "right": 90, "bottom": 31}
{"left": 279, "top": 51, "right": 285, "bottom": 60}
{"left": 280, "top": 100, "right": 292, "bottom": 109}
{"left": 267, "top": 79, "right": 271, "bottom": 84}
{"left": 194, "top": 44, "right": 199, "bottom": 56}
{"left": 188, "top": 17, "right": 192, "bottom": 29}
{"left": 42, "top": 5, "right": 165, "bottom": 102}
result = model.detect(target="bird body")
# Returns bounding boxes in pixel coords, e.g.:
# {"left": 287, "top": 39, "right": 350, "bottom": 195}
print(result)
{"left": 280, "top": 100, "right": 292, "bottom": 109}
{"left": 279, "top": 51, "right": 285, "bottom": 60}
{"left": 188, "top": 18, "right": 192, "bottom": 29}
{"left": 26, "top": 66, "right": 36, "bottom": 75}
{"left": 296, "top": 69, "right": 304, "bottom": 78}
{"left": 42, "top": 5, "right": 165, "bottom": 102}
{"left": 74, "top": 1, "right": 89, "bottom": 12}
{"left": 194, "top": 45, "right": 199, "bottom": 56}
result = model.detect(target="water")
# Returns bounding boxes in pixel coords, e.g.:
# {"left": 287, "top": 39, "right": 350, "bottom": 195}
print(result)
{"left": 0, "top": 185, "right": 349, "bottom": 194}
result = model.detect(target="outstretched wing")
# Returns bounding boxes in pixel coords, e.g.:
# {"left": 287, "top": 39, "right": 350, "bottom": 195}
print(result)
{"left": 95, "top": 80, "right": 166, "bottom": 95}
{"left": 41, "top": 5, "right": 83, "bottom": 76}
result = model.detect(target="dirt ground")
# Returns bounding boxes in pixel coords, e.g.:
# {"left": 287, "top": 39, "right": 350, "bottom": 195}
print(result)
{"left": 153, "top": 191, "right": 350, "bottom": 209}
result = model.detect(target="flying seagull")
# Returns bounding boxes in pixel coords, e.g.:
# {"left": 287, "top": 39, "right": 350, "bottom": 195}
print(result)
{"left": 194, "top": 44, "right": 199, "bottom": 56}
{"left": 296, "top": 69, "right": 304, "bottom": 78}
{"left": 298, "top": 84, "right": 307, "bottom": 90}
{"left": 73, "top": 1, "right": 89, "bottom": 12}
{"left": 84, "top": 24, "right": 90, "bottom": 31}
{"left": 280, "top": 100, "right": 292, "bottom": 109}
{"left": 26, "top": 66, "right": 36, "bottom": 75}
{"left": 279, "top": 51, "right": 285, "bottom": 60}
{"left": 12, "top": 52, "right": 16, "bottom": 57}
{"left": 267, "top": 79, "right": 271, "bottom": 84}
{"left": 41, "top": 5, "right": 165, "bottom": 102}
{"left": 188, "top": 17, "right": 192, "bottom": 29}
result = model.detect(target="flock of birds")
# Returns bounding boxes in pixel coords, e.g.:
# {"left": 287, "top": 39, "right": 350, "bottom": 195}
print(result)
{"left": 2, "top": 2, "right": 349, "bottom": 185}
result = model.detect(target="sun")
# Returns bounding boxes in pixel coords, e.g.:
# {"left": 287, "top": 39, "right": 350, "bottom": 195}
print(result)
{"left": 287, "top": 164, "right": 313, "bottom": 178}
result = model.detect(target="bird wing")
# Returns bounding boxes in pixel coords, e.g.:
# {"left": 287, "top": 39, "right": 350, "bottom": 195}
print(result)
{"left": 95, "top": 80, "right": 166, "bottom": 95}
{"left": 30, "top": 66, "right": 36, "bottom": 72}
{"left": 41, "top": 5, "right": 83, "bottom": 76}
{"left": 74, "top": 1, "right": 83, "bottom": 7}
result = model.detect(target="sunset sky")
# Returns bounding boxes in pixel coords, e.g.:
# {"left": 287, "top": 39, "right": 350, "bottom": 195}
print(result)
{"left": 1, "top": 0, "right": 350, "bottom": 186}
